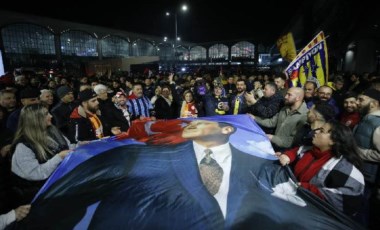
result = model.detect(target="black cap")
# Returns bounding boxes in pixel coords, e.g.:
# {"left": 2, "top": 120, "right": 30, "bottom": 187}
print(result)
{"left": 314, "top": 101, "right": 336, "bottom": 121}
{"left": 362, "top": 88, "right": 380, "bottom": 102}
{"left": 78, "top": 89, "right": 97, "bottom": 102}
{"left": 343, "top": 91, "right": 357, "bottom": 101}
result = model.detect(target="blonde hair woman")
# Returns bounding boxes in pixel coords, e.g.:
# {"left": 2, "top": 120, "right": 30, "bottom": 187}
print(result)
{"left": 11, "top": 104, "right": 71, "bottom": 205}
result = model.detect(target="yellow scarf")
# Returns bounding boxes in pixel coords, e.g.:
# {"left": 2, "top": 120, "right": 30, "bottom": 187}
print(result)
{"left": 180, "top": 101, "right": 198, "bottom": 118}
{"left": 87, "top": 113, "right": 104, "bottom": 139}
{"left": 233, "top": 96, "right": 240, "bottom": 115}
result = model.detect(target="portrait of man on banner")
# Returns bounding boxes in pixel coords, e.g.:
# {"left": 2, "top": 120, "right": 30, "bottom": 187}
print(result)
{"left": 13, "top": 116, "right": 363, "bottom": 230}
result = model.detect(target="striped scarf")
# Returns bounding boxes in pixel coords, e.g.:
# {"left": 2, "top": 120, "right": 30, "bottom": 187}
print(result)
{"left": 87, "top": 113, "right": 104, "bottom": 139}
{"left": 180, "top": 101, "right": 198, "bottom": 118}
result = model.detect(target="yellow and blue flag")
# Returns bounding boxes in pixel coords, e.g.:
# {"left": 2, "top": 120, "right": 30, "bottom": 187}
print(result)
{"left": 295, "top": 31, "right": 325, "bottom": 60}
{"left": 285, "top": 31, "right": 328, "bottom": 87}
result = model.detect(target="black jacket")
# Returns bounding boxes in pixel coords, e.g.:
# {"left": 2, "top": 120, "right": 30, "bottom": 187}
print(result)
{"left": 98, "top": 99, "right": 129, "bottom": 132}
{"left": 51, "top": 101, "right": 78, "bottom": 137}
{"left": 68, "top": 106, "right": 110, "bottom": 143}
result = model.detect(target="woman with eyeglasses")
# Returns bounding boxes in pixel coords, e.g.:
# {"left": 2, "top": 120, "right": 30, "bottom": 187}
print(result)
{"left": 277, "top": 120, "right": 364, "bottom": 216}
{"left": 292, "top": 101, "right": 335, "bottom": 148}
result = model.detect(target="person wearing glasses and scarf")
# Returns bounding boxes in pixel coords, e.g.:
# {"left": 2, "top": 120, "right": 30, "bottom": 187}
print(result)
{"left": 277, "top": 120, "right": 364, "bottom": 216}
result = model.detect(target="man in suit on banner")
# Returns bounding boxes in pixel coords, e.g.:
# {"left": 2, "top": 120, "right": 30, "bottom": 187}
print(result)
{"left": 17, "top": 118, "right": 363, "bottom": 229}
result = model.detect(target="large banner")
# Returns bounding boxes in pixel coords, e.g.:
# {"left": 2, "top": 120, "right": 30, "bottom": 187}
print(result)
{"left": 285, "top": 31, "right": 329, "bottom": 87}
{"left": 14, "top": 115, "right": 363, "bottom": 229}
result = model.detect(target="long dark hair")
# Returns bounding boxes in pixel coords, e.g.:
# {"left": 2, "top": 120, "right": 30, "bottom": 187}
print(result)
{"left": 329, "top": 120, "right": 362, "bottom": 169}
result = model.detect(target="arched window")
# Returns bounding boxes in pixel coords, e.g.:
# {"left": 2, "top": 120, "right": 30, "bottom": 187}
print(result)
{"left": 177, "top": 46, "right": 189, "bottom": 61}
{"left": 61, "top": 30, "right": 97, "bottom": 56}
{"left": 157, "top": 43, "right": 174, "bottom": 61}
{"left": 2, "top": 23, "right": 55, "bottom": 55}
{"left": 101, "top": 35, "right": 129, "bottom": 58}
{"left": 231, "top": 41, "right": 255, "bottom": 59}
{"left": 131, "top": 39, "right": 155, "bottom": 56}
{"left": 190, "top": 46, "right": 206, "bottom": 61}
{"left": 209, "top": 44, "right": 228, "bottom": 60}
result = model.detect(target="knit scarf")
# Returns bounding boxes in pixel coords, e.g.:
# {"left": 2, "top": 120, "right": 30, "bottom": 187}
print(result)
{"left": 87, "top": 112, "right": 104, "bottom": 139}
{"left": 294, "top": 147, "right": 333, "bottom": 182}
{"left": 180, "top": 101, "right": 198, "bottom": 118}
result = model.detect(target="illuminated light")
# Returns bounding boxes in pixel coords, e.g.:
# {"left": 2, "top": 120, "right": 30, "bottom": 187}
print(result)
{"left": 0, "top": 50, "right": 4, "bottom": 76}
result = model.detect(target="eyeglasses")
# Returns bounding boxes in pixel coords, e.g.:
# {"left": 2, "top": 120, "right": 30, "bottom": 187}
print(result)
{"left": 313, "top": 127, "right": 331, "bottom": 134}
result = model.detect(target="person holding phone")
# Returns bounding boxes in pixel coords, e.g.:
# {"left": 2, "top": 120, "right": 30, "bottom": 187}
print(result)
{"left": 246, "top": 82, "right": 284, "bottom": 119}
{"left": 202, "top": 83, "right": 229, "bottom": 116}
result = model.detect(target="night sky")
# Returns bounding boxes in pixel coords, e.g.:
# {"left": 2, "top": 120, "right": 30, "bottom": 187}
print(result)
{"left": 0, "top": 0, "right": 304, "bottom": 43}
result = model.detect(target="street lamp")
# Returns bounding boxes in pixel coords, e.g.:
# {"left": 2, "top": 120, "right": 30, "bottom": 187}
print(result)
{"left": 166, "top": 4, "right": 188, "bottom": 70}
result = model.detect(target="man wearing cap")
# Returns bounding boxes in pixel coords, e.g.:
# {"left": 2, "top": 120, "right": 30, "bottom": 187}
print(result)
{"left": 354, "top": 88, "right": 380, "bottom": 226}
{"left": 292, "top": 101, "right": 335, "bottom": 147}
{"left": 6, "top": 87, "right": 40, "bottom": 133}
{"left": 51, "top": 85, "right": 77, "bottom": 137}
{"left": 68, "top": 89, "right": 106, "bottom": 143}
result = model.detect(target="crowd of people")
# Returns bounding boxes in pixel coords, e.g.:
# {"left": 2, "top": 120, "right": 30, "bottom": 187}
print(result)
{"left": 0, "top": 68, "right": 380, "bottom": 228}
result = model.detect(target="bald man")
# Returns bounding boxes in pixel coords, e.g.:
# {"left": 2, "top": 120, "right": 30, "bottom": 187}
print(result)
{"left": 252, "top": 87, "right": 308, "bottom": 151}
